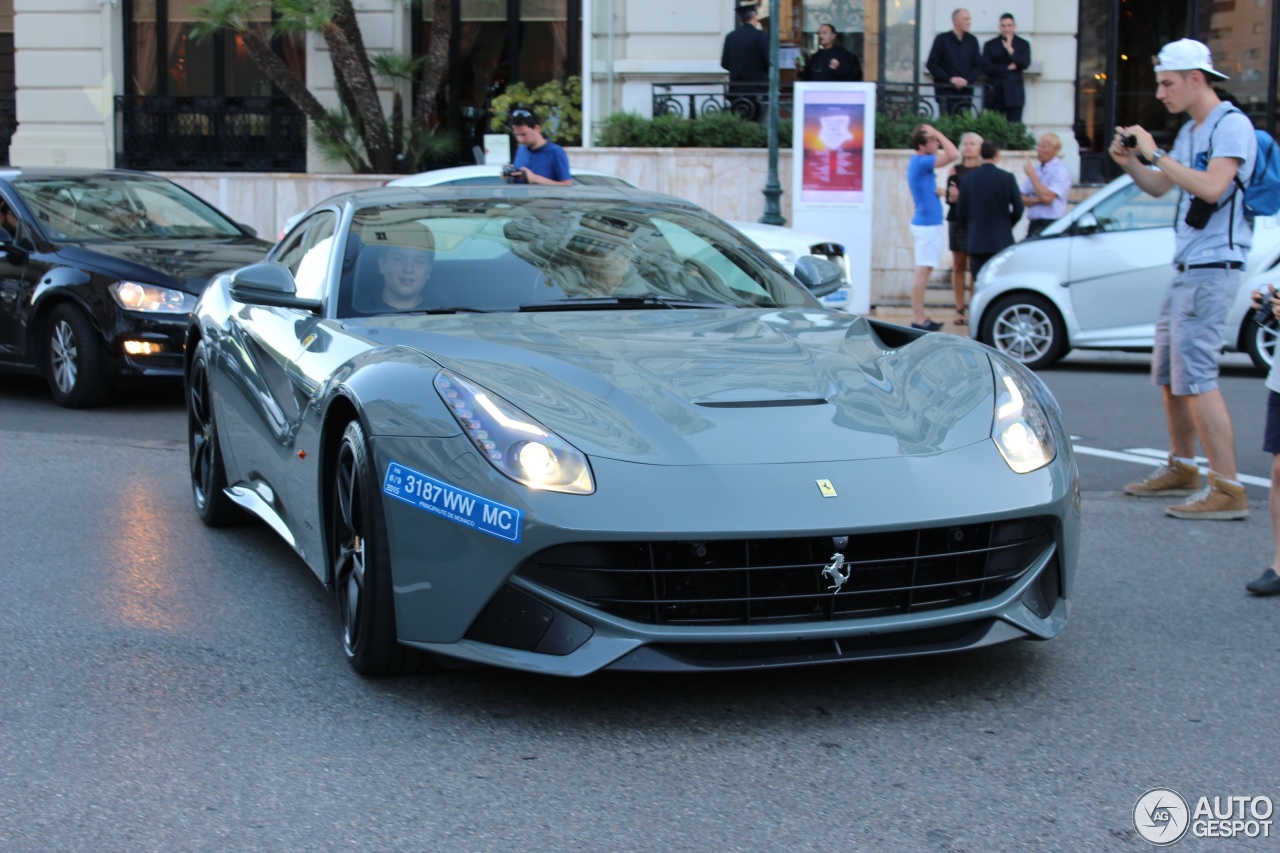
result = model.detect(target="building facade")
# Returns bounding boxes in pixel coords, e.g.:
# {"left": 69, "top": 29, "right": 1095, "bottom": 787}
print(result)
{"left": 3, "top": 0, "right": 1277, "bottom": 182}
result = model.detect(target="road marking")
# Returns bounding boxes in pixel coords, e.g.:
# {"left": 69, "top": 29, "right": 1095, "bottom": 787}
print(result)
{"left": 1071, "top": 443, "right": 1272, "bottom": 489}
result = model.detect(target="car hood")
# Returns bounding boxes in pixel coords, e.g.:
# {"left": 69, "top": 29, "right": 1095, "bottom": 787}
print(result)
{"left": 57, "top": 237, "right": 272, "bottom": 294}
{"left": 357, "top": 310, "right": 997, "bottom": 465}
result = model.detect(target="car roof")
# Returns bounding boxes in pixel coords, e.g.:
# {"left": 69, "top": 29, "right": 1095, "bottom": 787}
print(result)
{"left": 384, "top": 164, "right": 631, "bottom": 187}
{"left": 320, "top": 183, "right": 699, "bottom": 211}
{"left": 0, "top": 167, "right": 167, "bottom": 182}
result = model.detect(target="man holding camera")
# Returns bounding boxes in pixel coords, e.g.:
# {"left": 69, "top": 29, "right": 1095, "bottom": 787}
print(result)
{"left": 509, "top": 108, "right": 573, "bottom": 186}
{"left": 1112, "top": 38, "right": 1257, "bottom": 520}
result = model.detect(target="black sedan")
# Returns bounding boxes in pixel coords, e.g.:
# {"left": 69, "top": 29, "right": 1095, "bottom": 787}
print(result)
{"left": 0, "top": 168, "right": 271, "bottom": 406}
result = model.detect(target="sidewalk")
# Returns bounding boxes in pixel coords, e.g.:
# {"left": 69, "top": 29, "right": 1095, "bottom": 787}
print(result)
{"left": 866, "top": 303, "right": 973, "bottom": 337}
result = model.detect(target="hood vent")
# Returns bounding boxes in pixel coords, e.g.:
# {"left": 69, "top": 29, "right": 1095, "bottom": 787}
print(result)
{"left": 696, "top": 398, "right": 829, "bottom": 409}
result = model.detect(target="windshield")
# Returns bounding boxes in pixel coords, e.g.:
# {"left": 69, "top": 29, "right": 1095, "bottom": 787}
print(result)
{"left": 338, "top": 197, "right": 818, "bottom": 317}
{"left": 15, "top": 175, "right": 244, "bottom": 242}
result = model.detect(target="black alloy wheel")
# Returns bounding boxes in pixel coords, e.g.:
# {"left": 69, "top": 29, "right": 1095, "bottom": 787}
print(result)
{"left": 44, "top": 302, "right": 109, "bottom": 408}
{"left": 331, "top": 420, "right": 426, "bottom": 676}
{"left": 187, "top": 341, "right": 245, "bottom": 526}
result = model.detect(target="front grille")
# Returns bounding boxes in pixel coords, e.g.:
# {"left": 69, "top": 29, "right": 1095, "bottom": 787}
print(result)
{"left": 518, "top": 517, "right": 1056, "bottom": 626}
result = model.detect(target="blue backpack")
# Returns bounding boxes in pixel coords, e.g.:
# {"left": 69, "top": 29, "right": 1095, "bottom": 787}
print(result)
{"left": 1210, "top": 107, "right": 1280, "bottom": 218}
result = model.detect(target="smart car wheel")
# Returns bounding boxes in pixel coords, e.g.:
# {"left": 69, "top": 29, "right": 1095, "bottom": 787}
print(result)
{"left": 44, "top": 303, "right": 109, "bottom": 408}
{"left": 331, "top": 420, "right": 427, "bottom": 676}
{"left": 1241, "top": 317, "right": 1278, "bottom": 376}
{"left": 187, "top": 341, "right": 245, "bottom": 526}
{"left": 980, "top": 293, "right": 1068, "bottom": 370}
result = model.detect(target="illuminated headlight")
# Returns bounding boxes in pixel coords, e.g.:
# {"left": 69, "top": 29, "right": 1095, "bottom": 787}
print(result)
{"left": 990, "top": 358, "right": 1056, "bottom": 474}
{"left": 123, "top": 340, "right": 165, "bottom": 356}
{"left": 109, "top": 281, "right": 196, "bottom": 313}
{"left": 434, "top": 369, "right": 594, "bottom": 494}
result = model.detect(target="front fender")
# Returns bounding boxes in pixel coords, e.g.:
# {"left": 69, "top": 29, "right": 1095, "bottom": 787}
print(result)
{"left": 970, "top": 272, "right": 1076, "bottom": 340}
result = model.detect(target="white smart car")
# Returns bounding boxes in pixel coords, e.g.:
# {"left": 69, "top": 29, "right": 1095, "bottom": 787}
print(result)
{"left": 969, "top": 173, "right": 1280, "bottom": 373}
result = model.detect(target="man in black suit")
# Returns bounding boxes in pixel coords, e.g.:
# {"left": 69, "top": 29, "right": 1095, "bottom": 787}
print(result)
{"left": 955, "top": 139, "right": 1024, "bottom": 278}
{"left": 796, "top": 23, "right": 862, "bottom": 82}
{"left": 926, "top": 8, "right": 982, "bottom": 116}
{"left": 721, "top": 5, "right": 769, "bottom": 120}
{"left": 982, "top": 13, "right": 1031, "bottom": 122}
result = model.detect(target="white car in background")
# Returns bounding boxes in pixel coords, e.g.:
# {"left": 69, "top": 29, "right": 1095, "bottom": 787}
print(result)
{"left": 969, "top": 173, "right": 1280, "bottom": 373}
{"left": 279, "top": 165, "right": 854, "bottom": 308}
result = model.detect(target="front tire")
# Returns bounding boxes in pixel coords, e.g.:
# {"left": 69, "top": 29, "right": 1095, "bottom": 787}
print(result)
{"left": 331, "top": 420, "right": 425, "bottom": 676}
{"left": 979, "top": 293, "right": 1068, "bottom": 370}
{"left": 1241, "top": 318, "right": 1278, "bottom": 376}
{"left": 44, "top": 303, "right": 109, "bottom": 408}
{"left": 187, "top": 340, "right": 245, "bottom": 526}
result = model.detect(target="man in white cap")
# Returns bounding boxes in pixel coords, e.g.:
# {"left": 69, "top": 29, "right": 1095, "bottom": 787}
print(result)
{"left": 1111, "top": 38, "right": 1257, "bottom": 521}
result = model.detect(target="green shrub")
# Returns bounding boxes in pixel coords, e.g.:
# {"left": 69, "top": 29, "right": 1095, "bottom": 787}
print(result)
{"left": 597, "top": 111, "right": 791, "bottom": 149}
{"left": 875, "top": 110, "right": 1034, "bottom": 150}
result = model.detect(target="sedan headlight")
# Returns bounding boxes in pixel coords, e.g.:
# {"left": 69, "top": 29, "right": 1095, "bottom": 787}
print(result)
{"left": 990, "top": 358, "right": 1056, "bottom": 473}
{"left": 109, "top": 281, "right": 197, "bottom": 314}
{"left": 434, "top": 369, "right": 594, "bottom": 494}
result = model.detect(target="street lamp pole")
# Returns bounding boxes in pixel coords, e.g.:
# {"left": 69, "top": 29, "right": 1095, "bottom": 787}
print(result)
{"left": 759, "top": 0, "right": 785, "bottom": 225}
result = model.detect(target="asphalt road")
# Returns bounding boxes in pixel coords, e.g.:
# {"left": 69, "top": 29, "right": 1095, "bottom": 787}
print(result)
{"left": 2, "top": 357, "right": 1278, "bottom": 852}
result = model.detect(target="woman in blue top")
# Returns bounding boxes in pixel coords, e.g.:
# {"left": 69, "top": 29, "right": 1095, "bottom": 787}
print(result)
{"left": 906, "top": 124, "right": 958, "bottom": 330}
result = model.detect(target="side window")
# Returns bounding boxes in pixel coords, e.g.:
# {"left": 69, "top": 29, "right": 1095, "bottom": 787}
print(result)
{"left": 273, "top": 218, "right": 313, "bottom": 274}
{"left": 0, "top": 193, "right": 31, "bottom": 249}
{"left": 292, "top": 213, "right": 337, "bottom": 301}
{"left": 1090, "top": 183, "right": 1179, "bottom": 232}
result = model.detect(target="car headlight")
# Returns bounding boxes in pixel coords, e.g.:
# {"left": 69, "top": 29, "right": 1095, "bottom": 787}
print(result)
{"left": 434, "top": 369, "right": 594, "bottom": 494}
{"left": 769, "top": 249, "right": 796, "bottom": 267}
{"left": 975, "top": 249, "right": 1011, "bottom": 287}
{"left": 990, "top": 358, "right": 1056, "bottom": 474}
{"left": 109, "top": 281, "right": 197, "bottom": 314}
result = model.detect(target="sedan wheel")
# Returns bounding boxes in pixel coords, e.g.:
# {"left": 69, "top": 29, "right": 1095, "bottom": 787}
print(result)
{"left": 1242, "top": 318, "right": 1278, "bottom": 376}
{"left": 980, "top": 293, "right": 1068, "bottom": 370}
{"left": 45, "top": 303, "right": 109, "bottom": 408}
{"left": 187, "top": 341, "right": 245, "bottom": 526}
{"left": 331, "top": 420, "right": 426, "bottom": 676}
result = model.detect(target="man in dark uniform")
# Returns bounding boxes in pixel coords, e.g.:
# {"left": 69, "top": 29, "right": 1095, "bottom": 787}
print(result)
{"left": 926, "top": 8, "right": 982, "bottom": 116}
{"left": 954, "top": 138, "right": 1023, "bottom": 279}
{"left": 721, "top": 5, "right": 769, "bottom": 120}
{"left": 982, "top": 13, "right": 1031, "bottom": 122}
{"left": 796, "top": 23, "right": 862, "bottom": 82}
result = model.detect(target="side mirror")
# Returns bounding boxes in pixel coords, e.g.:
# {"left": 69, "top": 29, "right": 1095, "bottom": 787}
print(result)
{"left": 1073, "top": 212, "right": 1101, "bottom": 236}
{"left": 229, "top": 262, "right": 322, "bottom": 311}
{"left": 240, "top": 223, "right": 259, "bottom": 238}
{"left": 794, "top": 255, "right": 843, "bottom": 298}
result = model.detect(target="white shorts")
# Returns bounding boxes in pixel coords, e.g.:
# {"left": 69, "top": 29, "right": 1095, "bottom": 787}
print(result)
{"left": 911, "top": 223, "right": 945, "bottom": 268}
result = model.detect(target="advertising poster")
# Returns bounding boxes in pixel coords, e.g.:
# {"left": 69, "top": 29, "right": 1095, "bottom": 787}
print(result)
{"left": 799, "top": 90, "right": 867, "bottom": 206}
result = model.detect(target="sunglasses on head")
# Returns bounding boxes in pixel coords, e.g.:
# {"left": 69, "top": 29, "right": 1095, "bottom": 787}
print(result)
{"left": 511, "top": 108, "right": 533, "bottom": 118}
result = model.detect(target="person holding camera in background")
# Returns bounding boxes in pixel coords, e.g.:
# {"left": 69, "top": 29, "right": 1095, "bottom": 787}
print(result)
{"left": 1247, "top": 285, "right": 1280, "bottom": 594}
{"left": 508, "top": 108, "right": 573, "bottom": 186}
{"left": 1112, "top": 39, "right": 1257, "bottom": 520}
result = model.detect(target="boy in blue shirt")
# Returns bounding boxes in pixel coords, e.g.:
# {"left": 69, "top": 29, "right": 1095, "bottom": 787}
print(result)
{"left": 510, "top": 108, "right": 573, "bottom": 186}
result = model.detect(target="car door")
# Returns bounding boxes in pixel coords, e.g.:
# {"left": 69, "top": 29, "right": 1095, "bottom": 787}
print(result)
{"left": 0, "top": 191, "right": 46, "bottom": 365}
{"left": 216, "top": 210, "right": 342, "bottom": 525}
{"left": 1063, "top": 183, "right": 1178, "bottom": 346}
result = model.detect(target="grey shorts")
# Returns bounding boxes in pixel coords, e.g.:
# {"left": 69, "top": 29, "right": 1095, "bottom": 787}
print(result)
{"left": 1152, "top": 268, "right": 1239, "bottom": 395}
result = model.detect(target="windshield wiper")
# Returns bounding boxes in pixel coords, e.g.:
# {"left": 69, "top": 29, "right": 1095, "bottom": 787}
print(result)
{"left": 401, "top": 306, "right": 498, "bottom": 315}
{"left": 519, "top": 296, "right": 733, "bottom": 311}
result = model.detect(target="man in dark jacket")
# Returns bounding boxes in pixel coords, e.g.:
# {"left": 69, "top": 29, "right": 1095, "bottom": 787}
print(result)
{"left": 982, "top": 13, "right": 1031, "bottom": 122}
{"left": 926, "top": 8, "right": 982, "bottom": 116}
{"left": 721, "top": 6, "right": 769, "bottom": 120}
{"left": 955, "top": 138, "right": 1024, "bottom": 278}
{"left": 796, "top": 23, "right": 862, "bottom": 82}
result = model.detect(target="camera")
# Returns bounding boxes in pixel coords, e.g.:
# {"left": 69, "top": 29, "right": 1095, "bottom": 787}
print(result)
{"left": 1121, "top": 134, "right": 1138, "bottom": 148}
{"left": 501, "top": 163, "right": 527, "bottom": 184}
{"left": 1184, "top": 196, "right": 1215, "bottom": 230}
{"left": 1254, "top": 286, "right": 1278, "bottom": 329}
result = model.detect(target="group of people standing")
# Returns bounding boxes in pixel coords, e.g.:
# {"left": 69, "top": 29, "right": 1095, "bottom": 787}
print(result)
{"left": 906, "top": 125, "right": 1069, "bottom": 330}
{"left": 926, "top": 8, "right": 1030, "bottom": 121}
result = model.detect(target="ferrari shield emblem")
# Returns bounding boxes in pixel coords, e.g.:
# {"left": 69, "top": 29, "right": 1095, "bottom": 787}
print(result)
{"left": 816, "top": 479, "right": 837, "bottom": 497}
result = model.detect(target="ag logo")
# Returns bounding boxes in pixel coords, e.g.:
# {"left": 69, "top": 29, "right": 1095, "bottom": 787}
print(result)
{"left": 1134, "top": 788, "right": 1190, "bottom": 846}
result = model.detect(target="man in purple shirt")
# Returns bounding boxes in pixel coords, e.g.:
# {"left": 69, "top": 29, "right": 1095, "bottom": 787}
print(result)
{"left": 1020, "top": 133, "right": 1072, "bottom": 238}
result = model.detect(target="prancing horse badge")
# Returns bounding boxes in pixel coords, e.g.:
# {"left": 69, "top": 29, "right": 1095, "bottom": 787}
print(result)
{"left": 816, "top": 479, "right": 837, "bottom": 497}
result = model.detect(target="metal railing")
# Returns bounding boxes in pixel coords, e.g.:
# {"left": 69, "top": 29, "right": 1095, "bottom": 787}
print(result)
{"left": 651, "top": 81, "right": 988, "bottom": 124}
{"left": 114, "top": 95, "right": 306, "bottom": 172}
{"left": 0, "top": 98, "right": 15, "bottom": 166}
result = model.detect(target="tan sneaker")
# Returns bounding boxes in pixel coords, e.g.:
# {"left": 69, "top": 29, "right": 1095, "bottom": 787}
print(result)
{"left": 1164, "top": 472, "right": 1248, "bottom": 520}
{"left": 1123, "top": 454, "right": 1201, "bottom": 497}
